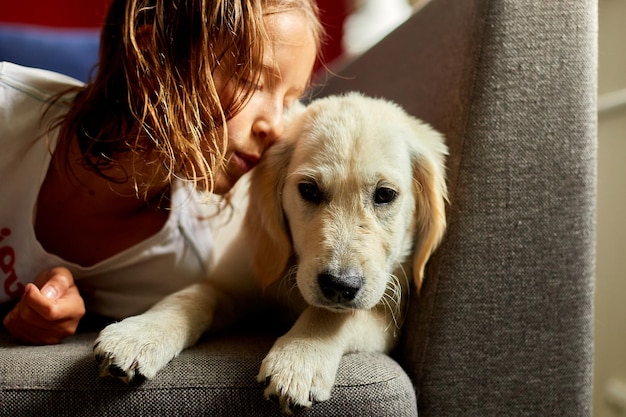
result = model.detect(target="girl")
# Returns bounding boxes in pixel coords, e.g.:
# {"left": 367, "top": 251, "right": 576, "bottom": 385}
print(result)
{"left": 0, "top": 0, "right": 322, "bottom": 344}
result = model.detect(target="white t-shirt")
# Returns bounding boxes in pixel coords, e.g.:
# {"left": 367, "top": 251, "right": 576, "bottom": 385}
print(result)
{"left": 0, "top": 62, "right": 214, "bottom": 319}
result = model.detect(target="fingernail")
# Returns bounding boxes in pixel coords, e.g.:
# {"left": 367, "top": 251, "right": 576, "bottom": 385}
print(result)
{"left": 42, "top": 286, "right": 58, "bottom": 299}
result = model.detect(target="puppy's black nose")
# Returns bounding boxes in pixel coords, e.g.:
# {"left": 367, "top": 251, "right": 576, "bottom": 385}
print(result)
{"left": 318, "top": 272, "right": 362, "bottom": 304}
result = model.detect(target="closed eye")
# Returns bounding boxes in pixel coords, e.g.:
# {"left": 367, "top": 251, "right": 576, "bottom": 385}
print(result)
{"left": 298, "top": 181, "right": 323, "bottom": 205}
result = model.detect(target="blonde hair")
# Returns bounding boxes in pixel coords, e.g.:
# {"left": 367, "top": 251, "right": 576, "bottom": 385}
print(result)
{"left": 54, "top": 0, "right": 323, "bottom": 198}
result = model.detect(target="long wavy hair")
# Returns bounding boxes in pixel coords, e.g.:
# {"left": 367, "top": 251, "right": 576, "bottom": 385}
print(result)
{"left": 51, "top": 0, "right": 323, "bottom": 198}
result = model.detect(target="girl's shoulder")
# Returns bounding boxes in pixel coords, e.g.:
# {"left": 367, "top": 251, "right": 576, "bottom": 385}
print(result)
{"left": 0, "top": 63, "right": 81, "bottom": 150}
{"left": 0, "top": 62, "right": 83, "bottom": 104}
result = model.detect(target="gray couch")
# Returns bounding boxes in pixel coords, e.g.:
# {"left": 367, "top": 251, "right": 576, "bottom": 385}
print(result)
{"left": 0, "top": 0, "right": 597, "bottom": 415}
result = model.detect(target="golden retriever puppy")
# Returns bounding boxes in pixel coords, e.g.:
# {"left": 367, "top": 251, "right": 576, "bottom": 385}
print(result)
{"left": 94, "top": 92, "right": 448, "bottom": 414}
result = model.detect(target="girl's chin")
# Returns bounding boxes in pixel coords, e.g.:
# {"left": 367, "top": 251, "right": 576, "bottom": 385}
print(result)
{"left": 211, "top": 172, "right": 238, "bottom": 195}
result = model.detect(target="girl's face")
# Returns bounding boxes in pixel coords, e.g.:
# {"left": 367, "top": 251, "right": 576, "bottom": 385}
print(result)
{"left": 212, "top": 11, "right": 317, "bottom": 195}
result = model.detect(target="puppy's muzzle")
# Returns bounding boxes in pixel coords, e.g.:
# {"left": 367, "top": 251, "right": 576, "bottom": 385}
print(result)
{"left": 318, "top": 271, "right": 363, "bottom": 305}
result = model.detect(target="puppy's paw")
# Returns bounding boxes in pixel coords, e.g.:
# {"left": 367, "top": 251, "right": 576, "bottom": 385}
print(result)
{"left": 93, "top": 315, "right": 184, "bottom": 383}
{"left": 257, "top": 336, "right": 342, "bottom": 415}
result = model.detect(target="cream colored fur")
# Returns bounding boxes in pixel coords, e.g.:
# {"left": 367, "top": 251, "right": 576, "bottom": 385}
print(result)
{"left": 94, "top": 92, "right": 448, "bottom": 414}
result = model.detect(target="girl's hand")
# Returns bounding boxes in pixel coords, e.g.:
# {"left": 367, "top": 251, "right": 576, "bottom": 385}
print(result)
{"left": 2, "top": 267, "right": 86, "bottom": 345}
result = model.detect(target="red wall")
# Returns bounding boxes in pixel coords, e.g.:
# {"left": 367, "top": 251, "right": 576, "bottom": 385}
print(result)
{"left": 0, "top": 0, "right": 345, "bottom": 65}
{"left": 0, "top": 1, "right": 112, "bottom": 27}
{"left": 316, "top": 0, "right": 346, "bottom": 65}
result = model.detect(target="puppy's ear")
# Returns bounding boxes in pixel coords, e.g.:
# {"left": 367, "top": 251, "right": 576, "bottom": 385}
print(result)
{"left": 409, "top": 121, "right": 449, "bottom": 293}
{"left": 245, "top": 140, "right": 295, "bottom": 290}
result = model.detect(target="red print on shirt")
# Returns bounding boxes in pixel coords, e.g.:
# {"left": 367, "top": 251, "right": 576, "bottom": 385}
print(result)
{"left": 0, "top": 228, "right": 24, "bottom": 298}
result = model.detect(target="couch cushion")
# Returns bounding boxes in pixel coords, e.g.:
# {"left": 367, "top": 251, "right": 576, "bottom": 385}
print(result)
{"left": 0, "top": 24, "right": 99, "bottom": 82}
{"left": 0, "top": 328, "right": 417, "bottom": 416}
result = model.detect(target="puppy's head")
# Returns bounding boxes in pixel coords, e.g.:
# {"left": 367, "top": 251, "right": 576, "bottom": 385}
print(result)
{"left": 247, "top": 93, "right": 447, "bottom": 310}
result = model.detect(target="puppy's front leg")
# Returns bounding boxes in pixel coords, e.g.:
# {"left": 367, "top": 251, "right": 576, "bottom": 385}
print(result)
{"left": 258, "top": 306, "right": 394, "bottom": 414}
{"left": 95, "top": 186, "right": 259, "bottom": 383}
{"left": 94, "top": 281, "right": 234, "bottom": 382}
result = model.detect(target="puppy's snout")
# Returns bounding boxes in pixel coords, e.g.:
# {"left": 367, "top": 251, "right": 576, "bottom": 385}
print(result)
{"left": 318, "top": 272, "right": 363, "bottom": 304}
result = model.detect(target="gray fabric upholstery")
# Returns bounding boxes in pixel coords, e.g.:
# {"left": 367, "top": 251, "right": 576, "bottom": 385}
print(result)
{"left": 320, "top": 0, "right": 597, "bottom": 415}
{"left": 0, "top": 327, "right": 417, "bottom": 416}
{"left": 0, "top": 0, "right": 596, "bottom": 415}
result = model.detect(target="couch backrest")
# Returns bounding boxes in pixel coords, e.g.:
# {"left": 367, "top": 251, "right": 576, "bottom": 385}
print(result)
{"left": 317, "top": 0, "right": 597, "bottom": 415}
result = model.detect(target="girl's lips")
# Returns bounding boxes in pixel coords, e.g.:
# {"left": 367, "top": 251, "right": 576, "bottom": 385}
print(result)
{"left": 233, "top": 152, "right": 260, "bottom": 174}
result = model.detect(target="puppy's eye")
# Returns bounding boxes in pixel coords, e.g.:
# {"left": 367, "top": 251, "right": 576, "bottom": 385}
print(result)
{"left": 298, "top": 182, "right": 322, "bottom": 204}
{"left": 374, "top": 187, "right": 397, "bottom": 205}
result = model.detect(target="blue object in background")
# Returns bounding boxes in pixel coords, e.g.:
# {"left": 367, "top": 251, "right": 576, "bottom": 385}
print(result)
{"left": 0, "top": 24, "right": 100, "bottom": 82}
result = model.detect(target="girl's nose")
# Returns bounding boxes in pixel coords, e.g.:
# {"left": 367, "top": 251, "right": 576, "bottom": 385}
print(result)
{"left": 254, "top": 104, "right": 284, "bottom": 143}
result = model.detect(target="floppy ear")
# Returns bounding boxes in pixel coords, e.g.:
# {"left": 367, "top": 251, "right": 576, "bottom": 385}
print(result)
{"left": 408, "top": 121, "right": 449, "bottom": 293}
{"left": 245, "top": 140, "right": 296, "bottom": 290}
